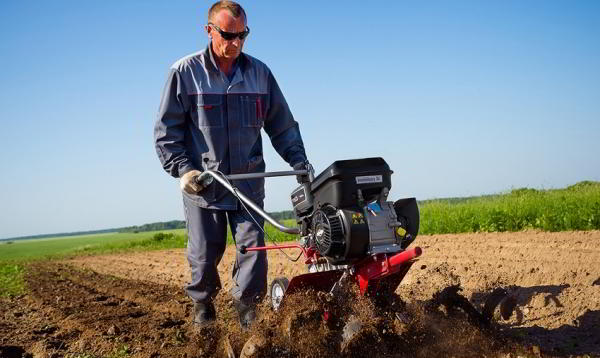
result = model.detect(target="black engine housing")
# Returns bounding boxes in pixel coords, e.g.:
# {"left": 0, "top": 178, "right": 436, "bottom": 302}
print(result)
{"left": 291, "top": 157, "right": 419, "bottom": 265}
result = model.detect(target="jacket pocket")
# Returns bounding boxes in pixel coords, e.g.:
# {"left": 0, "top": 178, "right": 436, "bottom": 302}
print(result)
{"left": 194, "top": 94, "right": 223, "bottom": 128}
{"left": 241, "top": 95, "right": 264, "bottom": 128}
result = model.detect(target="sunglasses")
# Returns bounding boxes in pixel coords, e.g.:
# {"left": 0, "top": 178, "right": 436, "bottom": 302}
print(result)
{"left": 208, "top": 23, "right": 250, "bottom": 41}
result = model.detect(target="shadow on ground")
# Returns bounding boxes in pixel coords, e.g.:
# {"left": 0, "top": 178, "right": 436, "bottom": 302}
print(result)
{"left": 472, "top": 284, "right": 600, "bottom": 357}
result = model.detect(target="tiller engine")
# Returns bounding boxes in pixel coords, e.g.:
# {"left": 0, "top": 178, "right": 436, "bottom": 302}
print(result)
{"left": 196, "top": 157, "right": 421, "bottom": 310}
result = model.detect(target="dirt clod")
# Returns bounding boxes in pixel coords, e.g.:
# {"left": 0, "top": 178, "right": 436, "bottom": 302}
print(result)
{"left": 239, "top": 334, "right": 268, "bottom": 358}
{"left": 341, "top": 315, "right": 368, "bottom": 353}
{"left": 107, "top": 325, "right": 120, "bottom": 335}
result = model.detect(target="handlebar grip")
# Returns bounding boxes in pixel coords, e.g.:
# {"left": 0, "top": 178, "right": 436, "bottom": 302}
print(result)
{"left": 194, "top": 173, "right": 214, "bottom": 187}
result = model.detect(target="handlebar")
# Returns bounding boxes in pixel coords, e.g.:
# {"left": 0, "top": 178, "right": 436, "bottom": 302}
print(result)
{"left": 193, "top": 170, "right": 305, "bottom": 235}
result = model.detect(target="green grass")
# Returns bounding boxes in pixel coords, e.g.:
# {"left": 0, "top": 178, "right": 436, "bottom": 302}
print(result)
{"left": 0, "top": 229, "right": 185, "bottom": 262}
{"left": 70, "top": 230, "right": 188, "bottom": 256}
{"left": 0, "top": 229, "right": 183, "bottom": 297}
{"left": 0, "top": 221, "right": 297, "bottom": 297}
{"left": 0, "top": 218, "right": 298, "bottom": 264}
{"left": 420, "top": 181, "right": 600, "bottom": 234}
{"left": 251, "top": 219, "right": 298, "bottom": 244}
{"left": 0, "top": 263, "right": 24, "bottom": 297}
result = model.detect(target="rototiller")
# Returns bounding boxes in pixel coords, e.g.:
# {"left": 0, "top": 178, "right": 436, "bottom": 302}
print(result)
{"left": 195, "top": 157, "right": 421, "bottom": 310}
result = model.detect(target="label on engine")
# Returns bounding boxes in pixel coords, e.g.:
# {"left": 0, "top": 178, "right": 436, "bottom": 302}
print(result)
{"left": 351, "top": 212, "right": 365, "bottom": 224}
{"left": 291, "top": 187, "right": 306, "bottom": 207}
{"left": 355, "top": 175, "right": 383, "bottom": 184}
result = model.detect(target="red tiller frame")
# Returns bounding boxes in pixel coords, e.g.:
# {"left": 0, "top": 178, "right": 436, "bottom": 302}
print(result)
{"left": 355, "top": 247, "right": 422, "bottom": 295}
{"left": 242, "top": 244, "right": 423, "bottom": 296}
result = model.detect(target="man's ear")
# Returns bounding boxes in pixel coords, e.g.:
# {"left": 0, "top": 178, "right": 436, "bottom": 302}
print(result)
{"left": 205, "top": 25, "right": 211, "bottom": 35}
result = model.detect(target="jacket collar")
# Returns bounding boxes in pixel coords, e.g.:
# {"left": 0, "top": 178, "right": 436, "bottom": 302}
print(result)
{"left": 204, "top": 42, "right": 248, "bottom": 75}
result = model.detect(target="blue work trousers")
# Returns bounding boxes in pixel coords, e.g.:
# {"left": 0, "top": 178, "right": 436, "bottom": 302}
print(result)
{"left": 183, "top": 195, "right": 268, "bottom": 304}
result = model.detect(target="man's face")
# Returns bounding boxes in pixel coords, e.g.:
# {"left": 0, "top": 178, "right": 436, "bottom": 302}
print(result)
{"left": 207, "top": 9, "right": 247, "bottom": 61}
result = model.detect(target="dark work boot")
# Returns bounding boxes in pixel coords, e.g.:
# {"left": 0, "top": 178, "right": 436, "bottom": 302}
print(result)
{"left": 193, "top": 300, "right": 216, "bottom": 328}
{"left": 234, "top": 299, "right": 257, "bottom": 330}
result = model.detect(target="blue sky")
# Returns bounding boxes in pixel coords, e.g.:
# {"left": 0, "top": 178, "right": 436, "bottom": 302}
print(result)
{"left": 1, "top": 1, "right": 599, "bottom": 239}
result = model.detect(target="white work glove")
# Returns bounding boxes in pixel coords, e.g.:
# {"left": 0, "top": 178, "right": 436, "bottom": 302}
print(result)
{"left": 180, "top": 170, "right": 204, "bottom": 194}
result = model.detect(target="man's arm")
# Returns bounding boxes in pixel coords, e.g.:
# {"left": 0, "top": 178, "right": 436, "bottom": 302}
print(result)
{"left": 154, "top": 69, "right": 196, "bottom": 178}
{"left": 263, "top": 71, "right": 307, "bottom": 167}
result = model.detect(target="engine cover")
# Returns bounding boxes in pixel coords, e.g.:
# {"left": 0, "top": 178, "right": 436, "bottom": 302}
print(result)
{"left": 311, "top": 207, "right": 345, "bottom": 257}
{"left": 292, "top": 157, "right": 420, "bottom": 265}
{"left": 310, "top": 206, "right": 370, "bottom": 264}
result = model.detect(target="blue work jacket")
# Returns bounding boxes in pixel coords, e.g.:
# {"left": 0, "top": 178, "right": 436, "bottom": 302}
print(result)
{"left": 154, "top": 44, "right": 307, "bottom": 209}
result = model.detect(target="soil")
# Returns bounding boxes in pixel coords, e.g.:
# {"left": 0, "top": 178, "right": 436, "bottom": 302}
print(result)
{"left": 1, "top": 230, "right": 599, "bottom": 357}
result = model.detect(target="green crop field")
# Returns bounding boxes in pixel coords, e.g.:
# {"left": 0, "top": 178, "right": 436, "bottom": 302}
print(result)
{"left": 0, "top": 219, "right": 298, "bottom": 264}
{"left": 0, "top": 222, "right": 296, "bottom": 297}
{"left": 0, "top": 230, "right": 184, "bottom": 263}
{"left": 0, "top": 229, "right": 183, "bottom": 297}
{"left": 419, "top": 181, "right": 600, "bottom": 234}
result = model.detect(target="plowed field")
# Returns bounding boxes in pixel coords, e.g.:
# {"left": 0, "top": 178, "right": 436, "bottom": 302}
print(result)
{"left": 1, "top": 231, "right": 599, "bottom": 357}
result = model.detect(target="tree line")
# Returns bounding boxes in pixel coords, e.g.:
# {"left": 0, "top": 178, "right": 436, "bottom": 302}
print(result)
{"left": 118, "top": 210, "right": 296, "bottom": 233}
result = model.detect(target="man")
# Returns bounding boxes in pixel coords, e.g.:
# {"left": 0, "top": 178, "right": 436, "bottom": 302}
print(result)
{"left": 154, "top": 1, "right": 309, "bottom": 329}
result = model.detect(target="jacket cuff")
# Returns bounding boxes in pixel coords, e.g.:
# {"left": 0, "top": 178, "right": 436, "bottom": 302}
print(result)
{"left": 290, "top": 156, "right": 308, "bottom": 168}
{"left": 178, "top": 164, "right": 197, "bottom": 178}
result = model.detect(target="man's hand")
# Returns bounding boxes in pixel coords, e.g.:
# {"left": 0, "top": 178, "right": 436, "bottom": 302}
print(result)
{"left": 180, "top": 170, "right": 204, "bottom": 194}
{"left": 293, "top": 161, "right": 311, "bottom": 184}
